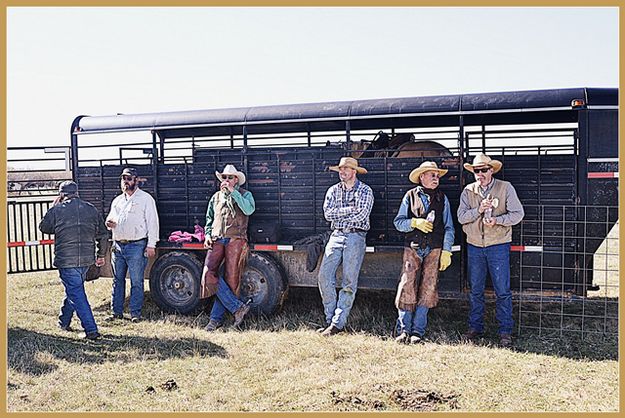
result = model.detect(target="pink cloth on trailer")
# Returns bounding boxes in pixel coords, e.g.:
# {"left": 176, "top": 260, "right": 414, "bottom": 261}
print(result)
{"left": 168, "top": 225, "right": 205, "bottom": 243}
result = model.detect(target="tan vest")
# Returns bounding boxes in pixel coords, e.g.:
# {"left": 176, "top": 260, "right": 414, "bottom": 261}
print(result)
{"left": 211, "top": 189, "right": 249, "bottom": 240}
{"left": 462, "top": 179, "right": 512, "bottom": 247}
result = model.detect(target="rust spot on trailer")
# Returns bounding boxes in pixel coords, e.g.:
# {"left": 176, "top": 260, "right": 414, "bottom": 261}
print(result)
{"left": 248, "top": 178, "right": 275, "bottom": 185}
{"left": 280, "top": 161, "right": 295, "bottom": 173}
{"left": 250, "top": 163, "right": 271, "bottom": 174}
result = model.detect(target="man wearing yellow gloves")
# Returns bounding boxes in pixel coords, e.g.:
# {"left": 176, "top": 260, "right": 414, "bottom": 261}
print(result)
{"left": 392, "top": 161, "right": 455, "bottom": 344}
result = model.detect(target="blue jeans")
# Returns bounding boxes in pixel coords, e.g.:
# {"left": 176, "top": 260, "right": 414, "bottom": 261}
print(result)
{"left": 318, "top": 231, "right": 367, "bottom": 329}
{"left": 111, "top": 239, "right": 148, "bottom": 318}
{"left": 467, "top": 243, "right": 513, "bottom": 335}
{"left": 58, "top": 266, "right": 98, "bottom": 334}
{"left": 396, "top": 305, "right": 429, "bottom": 337}
{"left": 210, "top": 276, "right": 244, "bottom": 323}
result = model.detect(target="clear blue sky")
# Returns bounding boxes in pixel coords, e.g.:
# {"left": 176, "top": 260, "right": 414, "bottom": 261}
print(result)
{"left": 7, "top": 7, "right": 618, "bottom": 148}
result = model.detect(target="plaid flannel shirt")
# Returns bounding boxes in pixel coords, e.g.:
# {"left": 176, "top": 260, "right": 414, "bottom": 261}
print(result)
{"left": 323, "top": 179, "right": 374, "bottom": 231}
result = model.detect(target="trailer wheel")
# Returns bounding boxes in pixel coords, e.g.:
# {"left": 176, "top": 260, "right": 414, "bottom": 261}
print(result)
{"left": 240, "top": 252, "right": 288, "bottom": 316}
{"left": 149, "top": 251, "right": 205, "bottom": 314}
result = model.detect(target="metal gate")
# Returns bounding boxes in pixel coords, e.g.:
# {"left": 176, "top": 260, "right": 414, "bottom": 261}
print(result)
{"left": 6, "top": 199, "right": 55, "bottom": 273}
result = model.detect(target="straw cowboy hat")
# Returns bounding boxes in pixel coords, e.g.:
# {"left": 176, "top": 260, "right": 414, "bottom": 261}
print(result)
{"left": 216, "top": 164, "right": 246, "bottom": 185}
{"left": 463, "top": 153, "right": 503, "bottom": 174}
{"left": 329, "top": 157, "right": 368, "bottom": 174}
{"left": 409, "top": 161, "right": 448, "bottom": 184}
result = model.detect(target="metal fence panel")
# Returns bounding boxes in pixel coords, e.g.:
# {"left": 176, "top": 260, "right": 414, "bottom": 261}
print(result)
{"left": 6, "top": 199, "right": 55, "bottom": 273}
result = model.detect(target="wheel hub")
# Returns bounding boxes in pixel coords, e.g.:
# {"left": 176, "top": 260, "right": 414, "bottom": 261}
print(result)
{"left": 162, "top": 266, "right": 195, "bottom": 305}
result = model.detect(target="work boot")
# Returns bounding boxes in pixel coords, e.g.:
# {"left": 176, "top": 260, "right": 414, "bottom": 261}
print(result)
{"left": 461, "top": 328, "right": 483, "bottom": 341}
{"left": 83, "top": 331, "right": 101, "bottom": 340}
{"left": 205, "top": 319, "right": 222, "bottom": 332}
{"left": 316, "top": 322, "right": 331, "bottom": 333}
{"left": 320, "top": 324, "right": 343, "bottom": 337}
{"left": 233, "top": 302, "right": 251, "bottom": 328}
{"left": 105, "top": 313, "right": 123, "bottom": 322}
{"left": 58, "top": 323, "right": 73, "bottom": 332}
{"left": 499, "top": 333, "right": 513, "bottom": 348}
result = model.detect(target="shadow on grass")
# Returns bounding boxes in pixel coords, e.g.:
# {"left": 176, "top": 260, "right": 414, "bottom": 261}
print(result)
{"left": 241, "top": 287, "right": 618, "bottom": 362}
{"left": 86, "top": 285, "right": 617, "bottom": 362}
{"left": 7, "top": 326, "right": 227, "bottom": 377}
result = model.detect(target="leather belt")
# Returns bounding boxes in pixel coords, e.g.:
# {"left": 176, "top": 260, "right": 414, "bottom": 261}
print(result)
{"left": 116, "top": 237, "right": 147, "bottom": 244}
{"left": 335, "top": 228, "right": 367, "bottom": 234}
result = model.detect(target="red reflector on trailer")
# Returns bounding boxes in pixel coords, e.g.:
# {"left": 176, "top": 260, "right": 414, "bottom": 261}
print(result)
{"left": 180, "top": 243, "right": 205, "bottom": 249}
{"left": 253, "top": 244, "right": 294, "bottom": 251}
{"left": 254, "top": 244, "right": 278, "bottom": 251}
{"left": 511, "top": 246, "right": 543, "bottom": 252}
{"left": 588, "top": 172, "right": 618, "bottom": 179}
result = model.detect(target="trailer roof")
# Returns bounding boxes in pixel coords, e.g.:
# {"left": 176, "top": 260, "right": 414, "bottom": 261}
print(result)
{"left": 76, "top": 87, "right": 617, "bottom": 138}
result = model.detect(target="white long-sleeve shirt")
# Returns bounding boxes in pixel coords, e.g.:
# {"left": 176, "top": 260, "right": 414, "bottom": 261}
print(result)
{"left": 106, "top": 188, "right": 160, "bottom": 247}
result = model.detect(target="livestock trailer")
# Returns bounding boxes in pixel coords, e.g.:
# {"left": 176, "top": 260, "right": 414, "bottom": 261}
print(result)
{"left": 68, "top": 87, "right": 619, "bottom": 315}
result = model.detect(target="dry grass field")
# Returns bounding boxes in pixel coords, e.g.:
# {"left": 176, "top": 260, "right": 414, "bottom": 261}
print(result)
{"left": 6, "top": 268, "right": 619, "bottom": 412}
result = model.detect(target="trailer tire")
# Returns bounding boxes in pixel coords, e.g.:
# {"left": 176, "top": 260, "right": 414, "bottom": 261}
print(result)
{"left": 149, "top": 251, "right": 206, "bottom": 315}
{"left": 240, "top": 252, "right": 288, "bottom": 316}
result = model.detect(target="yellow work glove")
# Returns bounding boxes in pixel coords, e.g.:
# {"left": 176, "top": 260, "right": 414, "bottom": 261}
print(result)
{"left": 439, "top": 250, "right": 452, "bottom": 271}
{"left": 411, "top": 218, "right": 433, "bottom": 233}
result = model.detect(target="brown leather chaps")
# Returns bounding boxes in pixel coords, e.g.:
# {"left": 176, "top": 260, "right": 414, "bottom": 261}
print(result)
{"left": 200, "top": 238, "right": 249, "bottom": 299}
{"left": 395, "top": 247, "right": 442, "bottom": 311}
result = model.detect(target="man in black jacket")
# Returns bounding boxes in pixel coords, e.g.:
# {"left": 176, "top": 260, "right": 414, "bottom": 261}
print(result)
{"left": 39, "top": 181, "right": 109, "bottom": 340}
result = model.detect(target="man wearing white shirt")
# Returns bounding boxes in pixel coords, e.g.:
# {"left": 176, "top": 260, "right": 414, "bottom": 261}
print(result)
{"left": 105, "top": 167, "right": 159, "bottom": 322}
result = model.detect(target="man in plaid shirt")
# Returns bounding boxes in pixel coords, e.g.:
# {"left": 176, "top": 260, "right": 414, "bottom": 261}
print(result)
{"left": 317, "top": 157, "right": 374, "bottom": 336}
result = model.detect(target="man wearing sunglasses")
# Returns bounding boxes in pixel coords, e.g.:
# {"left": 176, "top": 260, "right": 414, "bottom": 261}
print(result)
{"left": 105, "top": 167, "right": 159, "bottom": 323}
{"left": 201, "top": 164, "right": 255, "bottom": 331}
{"left": 457, "top": 153, "right": 524, "bottom": 347}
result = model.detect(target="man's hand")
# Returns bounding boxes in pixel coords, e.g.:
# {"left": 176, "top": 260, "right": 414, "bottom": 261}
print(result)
{"left": 220, "top": 181, "right": 234, "bottom": 193}
{"left": 146, "top": 247, "right": 156, "bottom": 258}
{"left": 439, "top": 250, "right": 452, "bottom": 271}
{"left": 478, "top": 198, "right": 493, "bottom": 214}
{"left": 483, "top": 217, "right": 497, "bottom": 227}
{"left": 204, "top": 236, "right": 213, "bottom": 249}
{"left": 105, "top": 219, "right": 117, "bottom": 228}
{"left": 95, "top": 257, "right": 105, "bottom": 267}
{"left": 411, "top": 218, "right": 433, "bottom": 233}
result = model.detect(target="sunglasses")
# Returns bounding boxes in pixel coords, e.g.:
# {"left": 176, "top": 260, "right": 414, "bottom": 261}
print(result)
{"left": 222, "top": 175, "right": 237, "bottom": 180}
{"left": 121, "top": 175, "right": 134, "bottom": 180}
{"left": 474, "top": 167, "right": 491, "bottom": 173}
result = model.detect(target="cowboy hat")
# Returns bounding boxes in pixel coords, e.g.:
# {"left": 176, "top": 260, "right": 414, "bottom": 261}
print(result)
{"left": 463, "top": 153, "right": 503, "bottom": 174}
{"left": 329, "top": 157, "right": 368, "bottom": 174}
{"left": 409, "top": 161, "right": 448, "bottom": 184}
{"left": 215, "top": 164, "right": 246, "bottom": 185}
